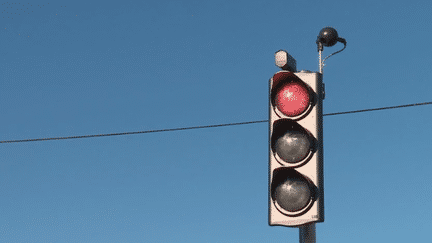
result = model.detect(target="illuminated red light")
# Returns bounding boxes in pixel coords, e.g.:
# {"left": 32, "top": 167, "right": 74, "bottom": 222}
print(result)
{"left": 275, "top": 82, "right": 310, "bottom": 117}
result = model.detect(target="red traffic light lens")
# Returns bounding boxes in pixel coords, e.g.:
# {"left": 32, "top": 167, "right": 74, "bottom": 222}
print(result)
{"left": 275, "top": 82, "right": 310, "bottom": 117}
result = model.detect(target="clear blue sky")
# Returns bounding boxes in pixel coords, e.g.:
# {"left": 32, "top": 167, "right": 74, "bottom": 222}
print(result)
{"left": 1, "top": 0, "right": 431, "bottom": 242}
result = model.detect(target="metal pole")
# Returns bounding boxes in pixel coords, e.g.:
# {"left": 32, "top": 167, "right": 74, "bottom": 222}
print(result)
{"left": 299, "top": 223, "right": 316, "bottom": 243}
{"left": 318, "top": 47, "right": 323, "bottom": 75}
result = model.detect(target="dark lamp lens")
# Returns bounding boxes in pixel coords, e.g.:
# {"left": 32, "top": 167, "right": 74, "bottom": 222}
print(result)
{"left": 275, "top": 177, "right": 311, "bottom": 212}
{"left": 275, "top": 130, "right": 311, "bottom": 163}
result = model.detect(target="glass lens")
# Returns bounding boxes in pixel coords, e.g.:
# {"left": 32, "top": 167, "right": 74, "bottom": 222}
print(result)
{"left": 275, "top": 82, "right": 310, "bottom": 117}
{"left": 275, "top": 130, "right": 310, "bottom": 163}
{"left": 275, "top": 177, "right": 311, "bottom": 212}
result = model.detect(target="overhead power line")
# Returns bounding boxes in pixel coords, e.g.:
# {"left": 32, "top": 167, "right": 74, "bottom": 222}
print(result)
{"left": 1, "top": 101, "right": 431, "bottom": 144}
{"left": 323, "top": 101, "right": 432, "bottom": 116}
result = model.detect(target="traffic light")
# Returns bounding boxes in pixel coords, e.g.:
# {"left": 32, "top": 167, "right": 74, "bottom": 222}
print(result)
{"left": 269, "top": 56, "right": 324, "bottom": 227}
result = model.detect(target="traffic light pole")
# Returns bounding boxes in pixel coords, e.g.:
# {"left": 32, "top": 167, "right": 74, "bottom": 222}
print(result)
{"left": 298, "top": 40, "right": 321, "bottom": 243}
{"left": 298, "top": 40, "right": 322, "bottom": 243}
{"left": 299, "top": 223, "right": 316, "bottom": 243}
{"left": 318, "top": 42, "right": 323, "bottom": 74}
{"left": 299, "top": 224, "right": 316, "bottom": 243}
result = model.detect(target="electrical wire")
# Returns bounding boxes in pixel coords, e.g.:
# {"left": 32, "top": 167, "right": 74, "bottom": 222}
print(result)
{"left": 324, "top": 101, "right": 432, "bottom": 116}
{"left": 1, "top": 101, "right": 431, "bottom": 144}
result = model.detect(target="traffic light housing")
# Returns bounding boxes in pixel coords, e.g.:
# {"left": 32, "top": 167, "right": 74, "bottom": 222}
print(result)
{"left": 269, "top": 70, "right": 324, "bottom": 227}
